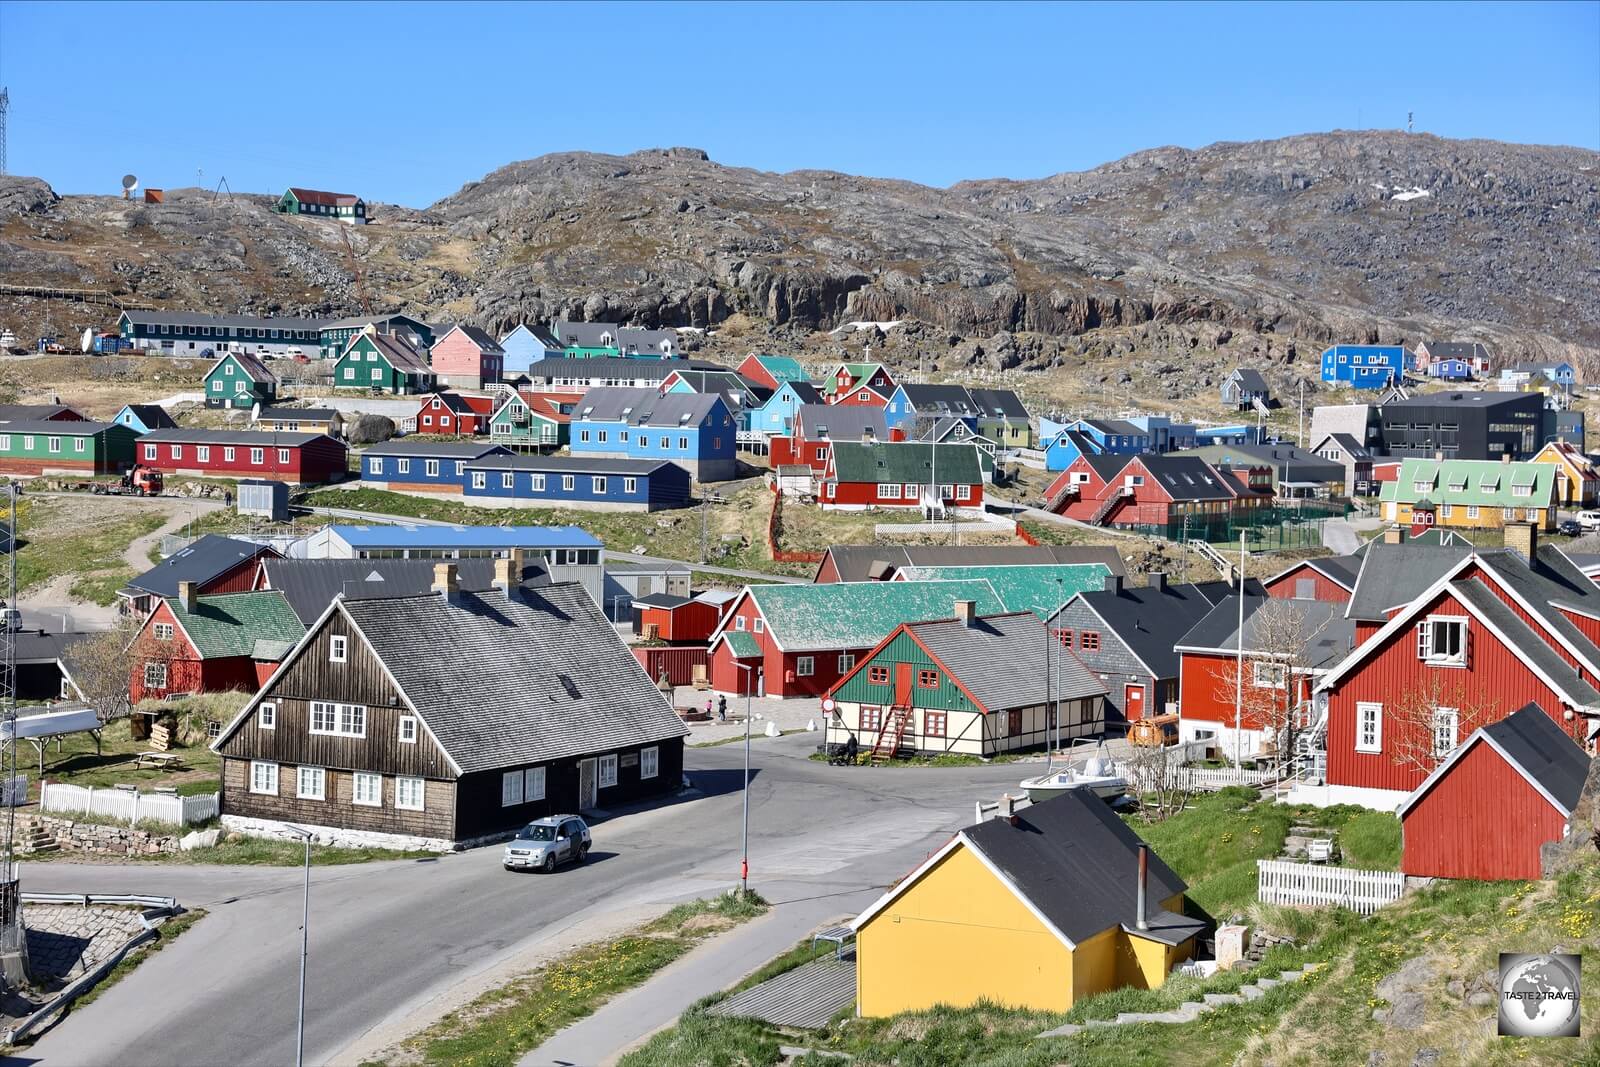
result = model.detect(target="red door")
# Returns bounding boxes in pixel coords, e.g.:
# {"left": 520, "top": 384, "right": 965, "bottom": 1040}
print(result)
{"left": 1124, "top": 684, "right": 1146, "bottom": 721}
{"left": 894, "top": 663, "right": 913, "bottom": 706}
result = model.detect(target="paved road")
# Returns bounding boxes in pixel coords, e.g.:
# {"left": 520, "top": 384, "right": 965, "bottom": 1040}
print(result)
{"left": 19, "top": 736, "right": 1023, "bottom": 1067}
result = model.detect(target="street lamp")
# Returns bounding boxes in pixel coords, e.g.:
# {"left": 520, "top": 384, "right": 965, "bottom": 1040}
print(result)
{"left": 283, "top": 824, "right": 314, "bottom": 1067}
{"left": 734, "top": 662, "right": 754, "bottom": 896}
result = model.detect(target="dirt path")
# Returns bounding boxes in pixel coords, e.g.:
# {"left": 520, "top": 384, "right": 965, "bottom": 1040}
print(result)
{"left": 121, "top": 499, "right": 225, "bottom": 570}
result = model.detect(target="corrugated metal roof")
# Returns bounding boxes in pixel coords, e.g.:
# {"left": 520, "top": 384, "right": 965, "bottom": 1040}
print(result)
{"left": 748, "top": 580, "right": 1004, "bottom": 652}
{"left": 906, "top": 611, "right": 1107, "bottom": 711}
{"left": 829, "top": 441, "right": 983, "bottom": 485}
{"left": 708, "top": 952, "right": 857, "bottom": 1029}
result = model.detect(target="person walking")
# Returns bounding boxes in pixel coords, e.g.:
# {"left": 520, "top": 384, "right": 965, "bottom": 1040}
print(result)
{"left": 717, "top": 694, "right": 728, "bottom": 722}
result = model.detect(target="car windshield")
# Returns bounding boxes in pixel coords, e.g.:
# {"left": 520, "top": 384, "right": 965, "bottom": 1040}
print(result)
{"left": 519, "top": 825, "right": 555, "bottom": 842}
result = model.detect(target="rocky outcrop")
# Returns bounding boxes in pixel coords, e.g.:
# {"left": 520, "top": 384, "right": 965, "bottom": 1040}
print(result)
{"left": 0, "top": 175, "right": 58, "bottom": 217}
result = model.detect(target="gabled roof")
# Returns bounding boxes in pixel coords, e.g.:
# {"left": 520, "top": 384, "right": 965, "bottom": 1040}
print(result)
{"left": 899, "top": 384, "right": 981, "bottom": 417}
{"left": 354, "top": 331, "right": 432, "bottom": 375}
{"left": 1313, "top": 432, "right": 1370, "bottom": 458}
{"left": 718, "top": 580, "right": 1006, "bottom": 653}
{"left": 1345, "top": 540, "right": 1475, "bottom": 621}
{"left": 794, "top": 404, "right": 887, "bottom": 442}
{"left": 1265, "top": 553, "right": 1361, "bottom": 592}
{"left": 116, "top": 404, "right": 178, "bottom": 429}
{"left": 967, "top": 387, "right": 1029, "bottom": 420}
{"left": 1421, "top": 341, "right": 1491, "bottom": 361}
{"left": 0, "top": 419, "right": 120, "bottom": 436}
{"left": 210, "top": 351, "right": 276, "bottom": 385}
{"left": 1083, "top": 418, "right": 1145, "bottom": 437}
{"left": 334, "top": 584, "right": 686, "bottom": 773}
{"left": 1399, "top": 703, "right": 1588, "bottom": 819}
{"left": 828, "top": 441, "right": 984, "bottom": 485}
{"left": 816, "top": 544, "right": 1126, "bottom": 582}
{"left": 575, "top": 387, "right": 725, "bottom": 427}
{"left": 1227, "top": 368, "right": 1269, "bottom": 392}
{"left": 126, "top": 534, "right": 278, "bottom": 598}
{"left": 162, "top": 590, "right": 305, "bottom": 660}
{"left": 257, "top": 406, "right": 338, "bottom": 424}
{"left": 1078, "top": 450, "right": 1133, "bottom": 481}
{"left": 895, "top": 564, "right": 1114, "bottom": 620}
{"left": 501, "top": 323, "right": 562, "bottom": 348}
{"left": 896, "top": 611, "right": 1107, "bottom": 712}
{"left": 553, "top": 321, "right": 623, "bottom": 348}
{"left": 776, "top": 380, "right": 823, "bottom": 405}
{"left": 748, "top": 355, "right": 809, "bottom": 383}
{"left": 363, "top": 440, "right": 510, "bottom": 460}
{"left": 852, "top": 790, "right": 1193, "bottom": 949}
{"left": 438, "top": 324, "right": 504, "bottom": 355}
{"left": 523, "top": 357, "right": 728, "bottom": 381}
{"left": 1175, "top": 595, "right": 1356, "bottom": 668}
{"left": 0, "top": 404, "right": 82, "bottom": 422}
{"left": 320, "top": 312, "right": 434, "bottom": 333}
{"left": 260, "top": 557, "right": 549, "bottom": 626}
{"left": 1378, "top": 457, "right": 1555, "bottom": 508}
{"left": 1134, "top": 454, "right": 1237, "bottom": 501}
{"left": 1052, "top": 578, "right": 1256, "bottom": 679}
{"left": 286, "top": 187, "right": 361, "bottom": 207}
{"left": 121, "top": 310, "right": 330, "bottom": 332}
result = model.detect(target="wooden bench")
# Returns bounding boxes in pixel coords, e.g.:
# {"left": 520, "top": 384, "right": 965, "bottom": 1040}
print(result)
{"left": 134, "top": 752, "right": 185, "bottom": 771}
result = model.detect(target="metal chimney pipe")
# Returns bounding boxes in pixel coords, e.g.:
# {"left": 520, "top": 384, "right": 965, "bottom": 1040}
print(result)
{"left": 1136, "top": 842, "right": 1150, "bottom": 931}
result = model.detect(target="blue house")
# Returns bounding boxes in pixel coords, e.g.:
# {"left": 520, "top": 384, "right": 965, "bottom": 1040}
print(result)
{"left": 570, "top": 387, "right": 737, "bottom": 482}
{"left": 747, "top": 380, "right": 823, "bottom": 440}
{"left": 1191, "top": 423, "right": 1264, "bottom": 446}
{"left": 1123, "top": 415, "right": 1199, "bottom": 453}
{"left": 112, "top": 404, "right": 178, "bottom": 436}
{"left": 499, "top": 324, "right": 565, "bottom": 375}
{"left": 461, "top": 456, "right": 692, "bottom": 512}
{"left": 1320, "top": 345, "right": 1408, "bottom": 389}
{"left": 1503, "top": 361, "right": 1576, "bottom": 388}
{"left": 360, "top": 441, "right": 512, "bottom": 493}
{"left": 1043, "top": 428, "right": 1102, "bottom": 471}
{"left": 1428, "top": 358, "right": 1474, "bottom": 382}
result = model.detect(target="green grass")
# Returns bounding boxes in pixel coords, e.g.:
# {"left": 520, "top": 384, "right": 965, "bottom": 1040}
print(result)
{"left": 27, "top": 717, "right": 221, "bottom": 798}
{"left": 159, "top": 836, "right": 434, "bottom": 866}
{"left": 12, "top": 498, "right": 168, "bottom": 597}
{"left": 397, "top": 891, "right": 769, "bottom": 1067}
{"left": 68, "top": 566, "right": 138, "bottom": 606}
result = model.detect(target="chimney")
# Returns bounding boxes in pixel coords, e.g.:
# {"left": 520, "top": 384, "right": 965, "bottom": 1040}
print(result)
{"left": 1147, "top": 571, "right": 1168, "bottom": 593}
{"left": 177, "top": 580, "right": 197, "bottom": 613}
{"left": 1135, "top": 842, "right": 1150, "bottom": 931}
{"left": 1501, "top": 452, "right": 1512, "bottom": 464}
{"left": 432, "top": 562, "right": 460, "bottom": 605}
{"left": 493, "top": 548, "right": 525, "bottom": 596}
{"left": 954, "top": 599, "right": 977, "bottom": 627}
{"left": 1505, "top": 521, "right": 1537, "bottom": 563}
{"left": 1383, "top": 527, "right": 1406, "bottom": 545}
{"left": 1103, "top": 575, "right": 1123, "bottom": 595}
{"left": 1434, "top": 451, "right": 1444, "bottom": 463}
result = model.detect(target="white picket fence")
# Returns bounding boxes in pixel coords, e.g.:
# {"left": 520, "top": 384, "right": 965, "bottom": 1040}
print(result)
{"left": 1113, "top": 755, "right": 1277, "bottom": 794}
{"left": 1257, "top": 859, "right": 1405, "bottom": 915}
{"left": 39, "top": 783, "right": 219, "bottom": 827}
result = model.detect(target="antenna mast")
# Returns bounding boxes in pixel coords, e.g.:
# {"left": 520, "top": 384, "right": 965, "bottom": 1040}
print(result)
{"left": 0, "top": 88, "right": 9, "bottom": 176}
{"left": 0, "top": 485, "right": 26, "bottom": 989}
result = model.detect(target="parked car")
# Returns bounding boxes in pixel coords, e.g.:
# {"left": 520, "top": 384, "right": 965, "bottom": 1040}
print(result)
{"left": 503, "top": 815, "right": 591, "bottom": 873}
{"left": 1576, "top": 511, "right": 1600, "bottom": 531}
{"left": 1558, "top": 519, "right": 1582, "bottom": 537}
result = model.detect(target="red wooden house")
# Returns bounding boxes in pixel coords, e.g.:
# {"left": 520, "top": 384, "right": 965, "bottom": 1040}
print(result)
{"left": 1311, "top": 530, "right": 1599, "bottom": 811}
{"left": 137, "top": 429, "right": 349, "bottom": 485}
{"left": 632, "top": 591, "right": 729, "bottom": 644}
{"left": 429, "top": 325, "right": 505, "bottom": 390}
{"left": 769, "top": 404, "right": 888, "bottom": 473}
{"left": 824, "top": 362, "right": 896, "bottom": 407}
{"left": 819, "top": 441, "right": 985, "bottom": 511}
{"left": 1044, "top": 453, "right": 1239, "bottom": 528}
{"left": 414, "top": 392, "right": 497, "bottom": 435}
{"left": 1263, "top": 555, "right": 1360, "bottom": 604}
{"left": 1399, "top": 703, "right": 1588, "bottom": 880}
{"left": 118, "top": 534, "right": 282, "bottom": 618}
{"left": 127, "top": 584, "right": 306, "bottom": 703}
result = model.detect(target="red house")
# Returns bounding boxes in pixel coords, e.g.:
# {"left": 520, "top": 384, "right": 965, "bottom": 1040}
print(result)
{"left": 819, "top": 441, "right": 985, "bottom": 511}
{"left": 1045, "top": 453, "right": 1239, "bottom": 527}
{"left": 414, "top": 392, "right": 496, "bottom": 435}
{"left": 1263, "top": 555, "right": 1360, "bottom": 604}
{"left": 824, "top": 362, "right": 896, "bottom": 406}
{"left": 1399, "top": 703, "right": 1588, "bottom": 880}
{"left": 769, "top": 404, "right": 888, "bottom": 473}
{"left": 118, "top": 534, "right": 282, "bottom": 618}
{"left": 137, "top": 429, "right": 349, "bottom": 485}
{"left": 632, "top": 592, "right": 727, "bottom": 644}
{"left": 429, "top": 325, "right": 505, "bottom": 390}
{"left": 127, "top": 585, "right": 306, "bottom": 703}
{"left": 1312, "top": 530, "right": 1598, "bottom": 811}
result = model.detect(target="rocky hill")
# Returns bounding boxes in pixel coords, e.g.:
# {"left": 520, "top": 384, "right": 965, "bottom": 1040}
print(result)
{"left": 2, "top": 131, "right": 1597, "bottom": 383}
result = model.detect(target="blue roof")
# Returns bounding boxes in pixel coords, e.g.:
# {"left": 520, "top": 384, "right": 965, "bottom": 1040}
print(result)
{"left": 327, "top": 524, "right": 602, "bottom": 549}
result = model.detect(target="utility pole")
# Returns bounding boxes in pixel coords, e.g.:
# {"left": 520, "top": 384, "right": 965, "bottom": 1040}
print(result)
{"left": 1298, "top": 380, "right": 1305, "bottom": 448}
{"left": 1233, "top": 531, "right": 1246, "bottom": 769}
{"left": 0, "top": 484, "right": 28, "bottom": 987}
{"left": 0, "top": 88, "right": 9, "bottom": 177}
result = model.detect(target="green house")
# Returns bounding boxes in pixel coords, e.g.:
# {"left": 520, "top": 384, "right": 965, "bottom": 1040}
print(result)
{"left": 488, "top": 392, "right": 570, "bottom": 449}
{"left": 274, "top": 187, "right": 365, "bottom": 224}
{"left": 318, "top": 314, "right": 436, "bottom": 360}
{"left": 333, "top": 333, "right": 435, "bottom": 395}
{"left": 0, "top": 420, "right": 138, "bottom": 475}
{"left": 204, "top": 353, "right": 278, "bottom": 410}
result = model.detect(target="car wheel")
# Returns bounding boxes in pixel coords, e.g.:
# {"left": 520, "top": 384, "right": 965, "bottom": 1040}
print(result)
{"left": 576, "top": 843, "right": 589, "bottom": 863}
{"left": 542, "top": 853, "right": 557, "bottom": 874}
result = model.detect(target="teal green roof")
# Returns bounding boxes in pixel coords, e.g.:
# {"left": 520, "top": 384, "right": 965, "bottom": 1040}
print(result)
{"left": 754, "top": 355, "right": 809, "bottom": 383}
{"left": 169, "top": 591, "right": 306, "bottom": 659}
{"left": 829, "top": 441, "right": 985, "bottom": 485}
{"left": 895, "top": 564, "right": 1112, "bottom": 619}
{"left": 746, "top": 579, "right": 1004, "bottom": 652}
{"left": 1378, "top": 457, "right": 1556, "bottom": 508}
{"left": 723, "top": 631, "right": 762, "bottom": 658}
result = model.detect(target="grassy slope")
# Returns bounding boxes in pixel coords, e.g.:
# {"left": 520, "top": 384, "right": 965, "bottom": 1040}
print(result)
{"left": 13, "top": 497, "right": 169, "bottom": 604}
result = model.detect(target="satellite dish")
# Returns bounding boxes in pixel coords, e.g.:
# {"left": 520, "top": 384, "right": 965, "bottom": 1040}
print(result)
{"left": 121, "top": 174, "right": 138, "bottom": 191}
{"left": 80, "top": 328, "right": 94, "bottom": 354}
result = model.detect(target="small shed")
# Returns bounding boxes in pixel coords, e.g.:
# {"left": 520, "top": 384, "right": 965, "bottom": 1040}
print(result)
{"left": 633, "top": 593, "right": 723, "bottom": 644}
{"left": 237, "top": 479, "right": 290, "bottom": 521}
{"left": 1399, "top": 703, "right": 1588, "bottom": 881}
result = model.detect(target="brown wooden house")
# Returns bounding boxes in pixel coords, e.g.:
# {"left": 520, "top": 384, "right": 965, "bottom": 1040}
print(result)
{"left": 212, "top": 561, "right": 688, "bottom": 850}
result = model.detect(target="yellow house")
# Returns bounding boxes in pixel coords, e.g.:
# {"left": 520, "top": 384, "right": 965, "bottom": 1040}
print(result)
{"left": 850, "top": 790, "right": 1204, "bottom": 1017}
{"left": 1530, "top": 440, "right": 1598, "bottom": 507}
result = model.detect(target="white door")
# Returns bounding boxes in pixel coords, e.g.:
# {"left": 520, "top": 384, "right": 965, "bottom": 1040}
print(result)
{"left": 578, "top": 758, "right": 598, "bottom": 811}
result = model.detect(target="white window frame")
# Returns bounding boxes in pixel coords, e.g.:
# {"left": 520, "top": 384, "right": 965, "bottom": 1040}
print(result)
{"left": 308, "top": 700, "right": 365, "bottom": 738}
{"left": 152, "top": 622, "right": 174, "bottom": 641}
{"left": 1355, "top": 701, "right": 1383, "bottom": 753}
{"left": 278, "top": 448, "right": 291, "bottom": 464}
{"left": 471, "top": 471, "right": 486, "bottom": 489}
{"left": 501, "top": 769, "right": 525, "bottom": 806}
{"left": 224, "top": 447, "right": 235, "bottom": 462}
{"left": 1251, "top": 660, "right": 1287, "bottom": 690}
{"left": 598, "top": 753, "right": 619, "bottom": 788}
{"left": 250, "top": 447, "right": 264, "bottom": 465}
{"left": 398, "top": 715, "right": 418, "bottom": 744}
{"left": 352, "top": 772, "right": 382, "bottom": 807}
{"left": 1432, "top": 707, "right": 1459, "bottom": 759}
{"left": 250, "top": 760, "right": 279, "bottom": 795}
{"left": 368, "top": 457, "right": 382, "bottom": 475}
{"left": 623, "top": 477, "right": 637, "bottom": 494}
{"left": 592, "top": 476, "right": 607, "bottom": 494}
{"left": 562, "top": 475, "right": 575, "bottom": 491}
{"left": 956, "top": 484, "right": 972, "bottom": 501}
{"left": 1417, "top": 615, "right": 1467, "bottom": 667}
{"left": 796, "top": 655, "right": 815, "bottom": 677}
{"left": 425, "top": 459, "right": 440, "bottom": 477}
{"left": 47, "top": 436, "right": 60, "bottom": 454}
{"left": 395, "top": 776, "right": 425, "bottom": 811}
{"left": 330, "top": 635, "right": 348, "bottom": 662}
{"left": 640, "top": 747, "right": 659, "bottom": 780}
{"left": 524, "top": 766, "right": 546, "bottom": 801}
{"left": 838, "top": 653, "right": 855, "bottom": 674}
{"left": 143, "top": 661, "right": 167, "bottom": 690}
{"left": 297, "top": 765, "right": 325, "bottom": 801}
{"left": 752, "top": 618, "right": 764, "bottom": 634}
{"left": 259, "top": 701, "right": 276, "bottom": 729}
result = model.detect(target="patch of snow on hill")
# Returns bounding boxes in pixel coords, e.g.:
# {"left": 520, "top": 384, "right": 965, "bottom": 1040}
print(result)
{"left": 1391, "top": 186, "right": 1431, "bottom": 202}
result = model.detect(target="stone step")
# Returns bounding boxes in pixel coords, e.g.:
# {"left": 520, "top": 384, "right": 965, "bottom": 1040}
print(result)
{"left": 1255, "top": 978, "right": 1280, "bottom": 990}
{"left": 1177, "top": 1001, "right": 1207, "bottom": 1016}
{"left": 1240, "top": 984, "right": 1266, "bottom": 1000}
{"left": 1202, "top": 992, "right": 1244, "bottom": 1006}
{"left": 1279, "top": 970, "right": 1304, "bottom": 982}
{"left": 1039, "top": 1023, "right": 1083, "bottom": 1038}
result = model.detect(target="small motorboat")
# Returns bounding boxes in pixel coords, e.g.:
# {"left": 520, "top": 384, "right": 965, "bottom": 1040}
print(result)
{"left": 1019, "top": 755, "right": 1127, "bottom": 803}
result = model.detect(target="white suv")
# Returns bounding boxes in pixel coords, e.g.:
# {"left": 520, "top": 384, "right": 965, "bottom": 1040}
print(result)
{"left": 1576, "top": 511, "right": 1600, "bottom": 531}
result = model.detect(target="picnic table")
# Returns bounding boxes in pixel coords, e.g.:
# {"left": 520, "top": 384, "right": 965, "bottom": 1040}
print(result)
{"left": 134, "top": 752, "right": 185, "bottom": 771}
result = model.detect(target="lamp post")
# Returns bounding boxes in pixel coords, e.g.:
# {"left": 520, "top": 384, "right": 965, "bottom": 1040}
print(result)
{"left": 284, "top": 824, "right": 314, "bottom": 1067}
{"left": 734, "top": 662, "right": 754, "bottom": 896}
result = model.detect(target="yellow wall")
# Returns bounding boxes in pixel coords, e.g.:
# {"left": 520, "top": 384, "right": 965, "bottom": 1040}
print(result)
{"left": 1530, "top": 450, "right": 1592, "bottom": 506}
{"left": 1392, "top": 501, "right": 1552, "bottom": 531}
{"left": 857, "top": 844, "right": 1073, "bottom": 1016}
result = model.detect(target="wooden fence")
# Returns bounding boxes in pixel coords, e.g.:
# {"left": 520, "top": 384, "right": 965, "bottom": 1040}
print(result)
{"left": 1257, "top": 859, "right": 1405, "bottom": 915}
{"left": 40, "top": 783, "right": 219, "bottom": 827}
{"left": 766, "top": 483, "right": 824, "bottom": 565}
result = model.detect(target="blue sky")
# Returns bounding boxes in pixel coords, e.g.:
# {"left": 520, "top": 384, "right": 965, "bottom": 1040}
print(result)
{"left": 2, "top": 1, "right": 1595, "bottom": 206}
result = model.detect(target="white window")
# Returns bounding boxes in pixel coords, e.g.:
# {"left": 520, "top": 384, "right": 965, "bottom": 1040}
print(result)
{"left": 598, "top": 754, "right": 619, "bottom": 788}
{"left": 640, "top": 746, "right": 659, "bottom": 780}
{"left": 250, "top": 760, "right": 279, "bottom": 795}
{"left": 352, "top": 772, "right": 382, "bottom": 806}
{"left": 455, "top": 461, "right": 466, "bottom": 477}
{"left": 143, "top": 662, "right": 167, "bottom": 689}
{"left": 1432, "top": 707, "right": 1459, "bottom": 758}
{"left": 47, "top": 436, "right": 59, "bottom": 454}
{"left": 197, "top": 446, "right": 210, "bottom": 462}
{"left": 398, "top": 715, "right": 418, "bottom": 744}
{"left": 1416, "top": 617, "right": 1467, "bottom": 667}
{"left": 371, "top": 367, "right": 383, "bottom": 382}
{"left": 579, "top": 430, "right": 591, "bottom": 443}
{"left": 523, "top": 766, "right": 546, "bottom": 800}
{"left": 259, "top": 702, "right": 276, "bottom": 729}
{"left": 1251, "top": 661, "right": 1287, "bottom": 689}
{"left": 421, "top": 415, "right": 433, "bottom": 427}
{"left": 297, "top": 765, "right": 325, "bottom": 800}
{"left": 562, "top": 475, "right": 575, "bottom": 491}
{"left": 501, "top": 769, "right": 525, "bottom": 806}
{"left": 624, "top": 477, "right": 637, "bottom": 494}
{"left": 838, "top": 653, "right": 855, "bottom": 673}
{"left": 796, "top": 655, "right": 815, "bottom": 676}
{"left": 396, "top": 458, "right": 411, "bottom": 474}
{"left": 330, "top": 635, "right": 348, "bottom": 662}
{"left": 344, "top": 368, "right": 356, "bottom": 381}
{"left": 753, "top": 618, "right": 764, "bottom": 634}
{"left": 278, "top": 448, "right": 291, "bottom": 464}
{"left": 425, "top": 459, "right": 440, "bottom": 477}
{"left": 143, "top": 443, "right": 156, "bottom": 460}
{"left": 501, "top": 472, "right": 514, "bottom": 489}
{"left": 1467, "top": 505, "right": 1480, "bottom": 519}
{"left": 395, "top": 777, "right": 425, "bottom": 811}
{"left": 734, "top": 616, "right": 746, "bottom": 631}
{"left": 166, "top": 443, "right": 178, "bottom": 459}
{"left": 592, "top": 476, "right": 607, "bottom": 494}
{"left": 597, "top": 430, "right": 607, "bottom": 443}
{"left": 250, "top": 448, "right": 264, "bottom": 465}
{"left": 368, "top": 457, "right": 382, "bottom": 475}
{"left": 878, "top": 483, "right": 902, "bottom": 500}
{"left": 531, "top": 474, "right": 546, "bottom": 492}
{"left": 153, "top": 622, "right": 174, "bottom": 641}
{"left": 678, "top": 436, "right": 689, "bottom": 450}
{"left": 1355, "top": 702, "right": 1383, "bottom": 753}
{"left": 308, "top": 701, "right": 365, "bottom": 737}
{"left": 956, "top": 485, "right": 971, "bottom": 500}
{"left": 224, "top": 447, "right": 235, "bottom": 462}
{"left": 471, "top": 471, "right": 486, "bottom": 489}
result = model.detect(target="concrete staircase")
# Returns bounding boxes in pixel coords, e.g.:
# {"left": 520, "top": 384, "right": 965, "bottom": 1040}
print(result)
{"left": 1037, "top": 963, "right": 1320, "bottom": 1038}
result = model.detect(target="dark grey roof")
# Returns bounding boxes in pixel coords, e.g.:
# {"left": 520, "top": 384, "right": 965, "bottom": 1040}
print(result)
{"left": 222, "top": 351, "right": 277, "bottom": 384}
{"left": 794, "top": 404, "right": 888, "bottom": 441}
{"left": 1058, "top": 578, "right": 1257, "bottom": 678}
{"left": 1473, "top": 546, "right": 1600, "bottom": 663}
{"left": 464, "top": 454, "right": 680, "bottom": 476}
{"left": 906, "top": 612, "right": 1106, "bottom": 712}
{"left": 261, "top": 557, "right": 549, "bottom": 626}
{"left": 126, "top": 535, "right": 277, "bottom": 598}
{"left": 339, "top": 583, "right": 687, "bottom": 773}
{"left": 553, "top": 321, "right": 623, "bottom": 348}
{"left": 320, "top": 312, "right": 435, "bottom": 333}
{"left": 1345, "top": 541, "right": 1474, "bottom": 621}
{"left": 967, "top": 387, "right": 1029, "bottom": 420}
{"left": 1380, "top": 391, "right": 1528, "bottom": 410}
{"left": 1451, "top": 581, "right": 1600, "bottom": 706}
{"left": 900, "top": 384, "right": 981, "bottom": 417}
{"left": 524, "top": 357, "right": 727, "bottom": 381}
{"left": 363, "top": 440, "right": 509, "bottom": 459}
{"left": 501, "top": 323, "right": 562, "bottom": 347}
{"left": 575, "top": 387, "right": 724, "bottom": 427}
{"left": 633, "top": 593, "right": 691, "bottom": 610}
{"left": 363, "top": 332, "right": 432, "bottom": 375}
{"left": 782, "top": 381, "right": 824, "bottom": 405}
{"left": 1087, "top": 418, "right": 1144, "bottom": 436}
{"left": 1228, "top": 368, "right": 1269, "bottom": 392}
{"left": 1080, "top": 451, "right": 1132, "bottom": 481}
{"left": 1175, "top": 595, "right": 1356, "bottom": 669}
{"left": 0, "top": 419, "right": 119, "bottom": 435}
{"left": 13, "top": 629, "right": 77, "bottom": 663}
{"left": 1308, "top": 554, "right": 1362, "bottom": 589}
{"left": 820, "top": 544, "right": 1126, "bottom": 582}
{"left": 444, "top": 324, "right": 504, "bottom": 354}
{"left": 0, "top": 404, "right": 81, "bottom": 422}
{"left": 1178, "top": 444, "right": 1344, "bottom": 485}
{"left": 617, "top": 327, "right": 679, "bottom": 354}
{"left": 1317, "top": 432, "right": 1369, "bottom": 457}
{"left": 1422, "top": 341, "right": 1490, "bottom": 361}
{"left": 139, "top": 429, "right": 332, "bottom": 447}
{"left": 120, "top": 404, "right": 178, "bottom": 428}
{"left": 960, "top": 790, "right": 1194, "bottom": 947}
{"left": 123, "top": 309, "right": 330, "bottom": 331}
{"left": 1478, "top": 704, "right": 1589, "bottom": 814}
{"left": 1137, "top": 454, "right": 1237, "bottom": 500}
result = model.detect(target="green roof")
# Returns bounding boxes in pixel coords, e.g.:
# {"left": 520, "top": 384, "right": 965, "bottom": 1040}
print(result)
{"left": 1378, "top": 457, "right": 1556, "bottom": 508}
{"left": 746, "top": 579, "right": 1005, "bottom": 652}
{"left": 754, "top": 355, "right": 809, "bottom": 383}
{"left": 723, "top": 631, "right": 762, "bottom": 658}
{"left": 169, "top": 591, "right": 306, "bottom": 659}
{"left": 829, "top": 441, "right": 984, "bottom": 485}
{"left": 894, "top": 564, "right": 1112, "bottom": 619}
